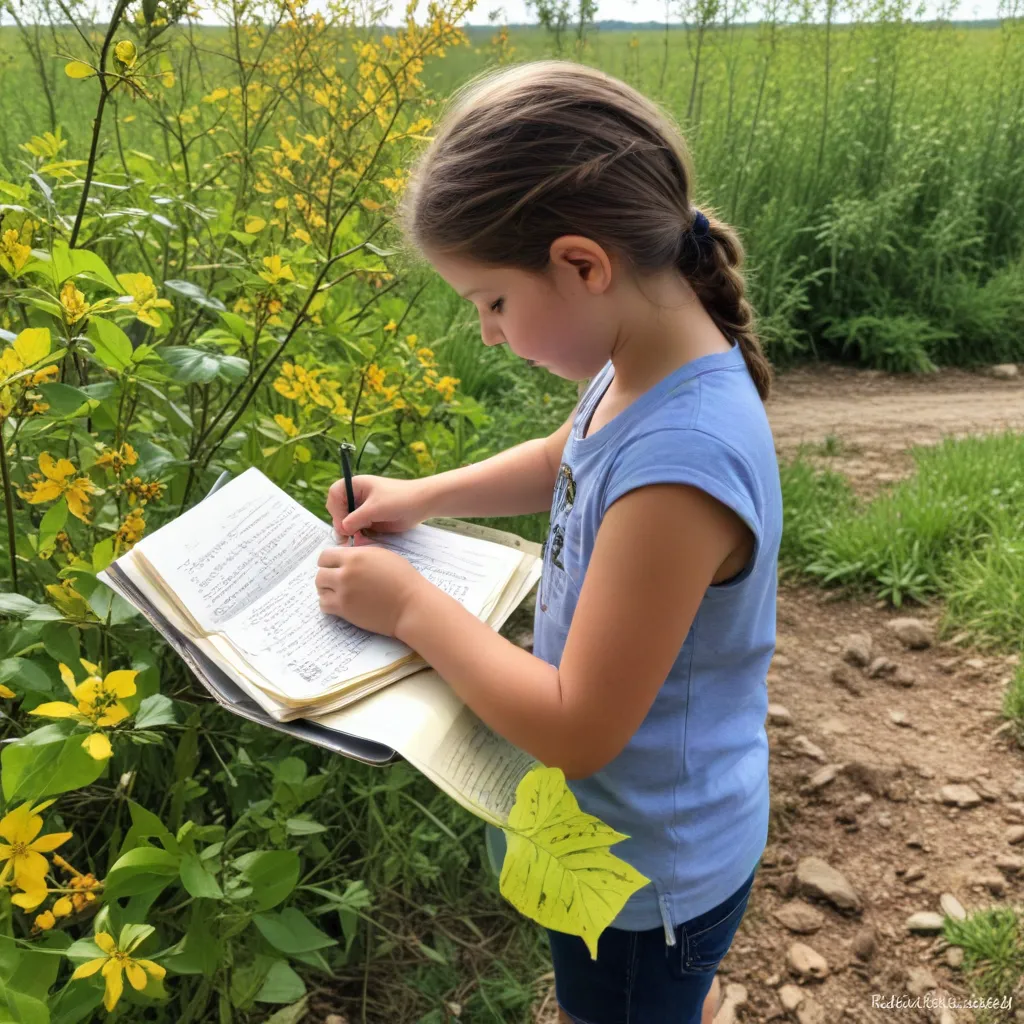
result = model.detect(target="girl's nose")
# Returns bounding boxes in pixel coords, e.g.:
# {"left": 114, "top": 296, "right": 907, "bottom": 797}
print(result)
{"left": 481, "top": 325, "right": 505, "bottom": 348}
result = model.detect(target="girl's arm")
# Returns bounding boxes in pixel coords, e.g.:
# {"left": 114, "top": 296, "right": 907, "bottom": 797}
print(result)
{"left": 419, "top": 411, "right": 575, "bottom": 519}
{"left": 395, "top": 482, "right": 752, "bottom": 779}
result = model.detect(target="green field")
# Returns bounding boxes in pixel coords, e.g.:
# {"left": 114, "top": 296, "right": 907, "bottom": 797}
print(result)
{"left": 1, "top": 3, "right": 1024, "bottom": 1020}
{"left": 4, "top": 8, "right": 1024, "bottom": 369}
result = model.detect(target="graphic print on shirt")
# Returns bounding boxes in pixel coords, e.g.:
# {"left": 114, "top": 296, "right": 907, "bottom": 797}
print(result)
{"left": 546, "top": 462, "right": 576, "bottom": 571}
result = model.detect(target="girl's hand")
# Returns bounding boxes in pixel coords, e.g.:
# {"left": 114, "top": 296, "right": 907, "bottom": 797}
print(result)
{"left": 315, "top": 543, "right": 425, "bottom": 637}
{"left": 326, "top": 474, "right": 433, "bottom": 541}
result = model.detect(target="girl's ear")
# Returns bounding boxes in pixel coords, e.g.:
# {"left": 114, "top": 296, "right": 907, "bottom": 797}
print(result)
{"left": 549, "top": 234, "right": 614, "bottom": 296}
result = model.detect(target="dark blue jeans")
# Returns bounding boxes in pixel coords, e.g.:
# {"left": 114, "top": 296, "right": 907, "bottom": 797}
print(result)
{"left": 546, "top": 867, "right": 756, "bottom": 1024}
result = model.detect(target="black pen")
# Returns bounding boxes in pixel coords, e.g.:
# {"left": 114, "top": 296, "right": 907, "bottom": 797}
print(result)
{"left": 338, "top": 442, "right": 358, "bottom": 546}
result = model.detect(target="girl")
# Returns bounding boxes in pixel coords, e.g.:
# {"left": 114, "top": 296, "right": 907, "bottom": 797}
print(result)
{"left": 315, "top": 59, "right": 782, "bottom": 1024}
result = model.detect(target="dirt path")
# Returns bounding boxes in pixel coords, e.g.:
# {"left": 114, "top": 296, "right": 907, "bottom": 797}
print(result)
{"left": 766, "top": 366, "right": 1024, "bottom": 492}
{"left": 530, "top": 365, "right": 1024, "bottom": 1024}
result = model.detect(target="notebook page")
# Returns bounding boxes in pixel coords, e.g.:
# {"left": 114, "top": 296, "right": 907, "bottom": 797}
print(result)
{"left": 370, "top": 523, "right": 525, "bottom": 612}
{"left": 409, "top": 707, "right": 537, "bottom": 826}
{"left": 317, "top": 669, "right": 537, "bottom": 826}
{"left": 135, "top": 467, "right": 329, "bottom": 634}
{"left": 216, "top": 524, "right": 525, "bottom": 704}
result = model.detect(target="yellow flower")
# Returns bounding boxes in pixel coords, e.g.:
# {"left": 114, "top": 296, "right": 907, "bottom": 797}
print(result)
{"left": 0, "top": 684, "right": 14, "bottom": 699}
{"left": 120, "top": 476, "right": 163, "bottom": 508}
{"left": 60, "top": 280, "right": 90, "bottom": 325}
{"left": 259, "top": 254, "right": 295, "bottom": 285}
{"left": 94, "top": 442, "right": 139, "bottom": 473}
{"left": 72, "top": 926, "right": 166, "bottom": 1012}
{"left": 434, "top": 375, "right": 459, "bottom": 402}
{"left": 277, "top": 135, "right": 305, "bottom": 162}
{"left": 274, "top": 414, "right": 298, "bottom": 437}
{"left": 116, "top": 273, "right": 172, "bottom": 328}
{"left": 115, "top": 507, "right": 146, "bottom": 551}
{"left": 113, "top": 40, "right": 137, "bottom": 68}
{"left": 18, "top": 453, "right": 101, "bottom": 522}
{"left": 383, "top": 319, "right": 397, "bottom": 332}
{"left": 34, "top": 909, "right": 56, "bottom": 931}
{"left": 365, "top": 363, "right": 386, "bottom": 391}
{"left": 53, "top": 854, "right": 101, "bottom": 911}
{"left": 29, "top": 660, "right": 137, "bottom": 760}
{"left": 0, "top": 799, "right": 73, "bottom": 908}
{"left": 1, "top": 327, "right": 51, "bottom": 384}
{"left": 0, "top": 228, "right": 31, "bottom": 276}
{"left": 53, "top": 896, "right": 73, "bottom": 917}
{"left": 273, "top": 362, "right": 322, "bottom": 406}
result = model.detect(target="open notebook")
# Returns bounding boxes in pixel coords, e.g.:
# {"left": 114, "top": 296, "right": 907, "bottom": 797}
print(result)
{"left": 98, "top": 469, "right": 543, "bottom": 824}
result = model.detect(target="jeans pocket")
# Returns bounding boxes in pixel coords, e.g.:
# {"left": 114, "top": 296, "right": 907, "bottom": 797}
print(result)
{"left": 671, "top": 874, "right": 755, "bottom": 977}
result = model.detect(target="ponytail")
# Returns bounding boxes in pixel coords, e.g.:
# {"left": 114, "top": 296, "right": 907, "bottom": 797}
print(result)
{"left": 678, "top": 208, "right": 773, "bottom": 401}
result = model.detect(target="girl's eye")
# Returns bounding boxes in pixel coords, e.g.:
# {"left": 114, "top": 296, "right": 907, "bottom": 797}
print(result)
{"left": 490, "top": 298, "right": 504, "bottom": 314}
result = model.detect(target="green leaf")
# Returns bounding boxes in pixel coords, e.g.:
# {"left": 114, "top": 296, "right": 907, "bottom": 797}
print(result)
{"left": 0, "top": 657, "right": 55, "bottom": 696}
{"left": 133, "top": 439, "right": 179, "bottom": 474}
{"left": 179, "top": 853, "right": 223, "bottom": 899}
{"left": 41, "top": 623, "right": 79, "bottom": 665}
{"left": 135, "top": 694, "right": 177, "bottom": 729}
{"left": 232, "top": 851, "right": 299, "bottom": 911}
{"left": 252, "top": 909, "right": 337, "bottom": 955}
{"left": 218, "top": 311, "right": 254, "bottom": 343}
{"left": 284, "top": 818, "right": 326, "bottom": 835}
{"left": 162, "top": 904, "right": 218, "bottom": 977}
{"left": 66, "top": 245, "right": 121, "bottom": 292}
{"left": 0, "top": 979, "right": 49, "bottom": 1024}
{"left": 36, "top": 383, "right": 96, "bottom": 418}
{"left": 85, "top": 586, "right": 138, "bottom": 626}
{"left": 124, "top": 800, "right": 179, "bottom": 855}
{"left": 162, "top": 347, "right": 249, "bottom": 384}
{"left": 0, "top": 594, "right": 44, "bottom": 617}
{"left": 255, "top": 961, "right": 305, "bottom": 1004}
{"left": 498, "top": 766, "right": 650, "bottom": 959}
{"left": 38, "top": 499, "right": 70, "bottom": 557}
{"left": 91, "top": 538, "right": 114, "bottom": 573}
{"left": 86, "top": 318, "right": 133, "bottom": 372}
{"left": 264, "top": 998, "right": 309, "bottom": 1024}
{"left": 1, "top": 724, "right": 106, "bottom": 802}
{"left": 105, "top": 845, "right": 181, "bottom": 899}
{"left": 46, "top": 240, "right": 119, "bottom": 292}
{"left": 164, "top": 279, "right": 227, "bottom": 312}
{"left": 0, "top": 181, "right": 29, "bottom": 202}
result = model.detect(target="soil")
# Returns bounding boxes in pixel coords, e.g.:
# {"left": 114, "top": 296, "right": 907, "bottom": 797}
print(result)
{"left": 766, "top": 365, "right": 1024, "bottom": 495}
{"left": 529, "top": 364, "right": 1024, "bottom": 1024}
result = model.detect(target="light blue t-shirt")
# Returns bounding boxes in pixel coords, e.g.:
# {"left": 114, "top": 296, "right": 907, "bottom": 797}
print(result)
{"left": 533, "top": 342, "right": 782, "bottom": 938}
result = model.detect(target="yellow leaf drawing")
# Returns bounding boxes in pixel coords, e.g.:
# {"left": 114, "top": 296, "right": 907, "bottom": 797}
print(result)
{"left": 499, "top": 766, "right": 650, "bottom": 959}
{"left": 64, "top": 61, "right": 95, "bottom": 80}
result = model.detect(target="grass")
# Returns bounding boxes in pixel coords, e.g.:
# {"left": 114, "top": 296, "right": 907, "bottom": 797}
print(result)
{"left": 945, "top": 908, "right": 1024, "bottom": 1024}
{"left": 5, "top": 11, "right": 1024, "bottom": 371}
{"left": 779, "top": 432, "right": 1024, "bottom": 626}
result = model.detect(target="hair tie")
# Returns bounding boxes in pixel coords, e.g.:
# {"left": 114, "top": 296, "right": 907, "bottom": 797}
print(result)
{"left": 678, "top": 209, "right": 713, "bottom": 271}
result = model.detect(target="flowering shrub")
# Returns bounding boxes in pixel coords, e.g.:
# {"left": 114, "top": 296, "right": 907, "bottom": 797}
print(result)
{"left": 0, "top": 0, "right": 483, "bottom": 1016}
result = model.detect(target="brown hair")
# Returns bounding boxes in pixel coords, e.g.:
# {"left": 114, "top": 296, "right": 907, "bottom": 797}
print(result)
{"left": 398, "top": 59, "right": 772, "bottom": 400}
